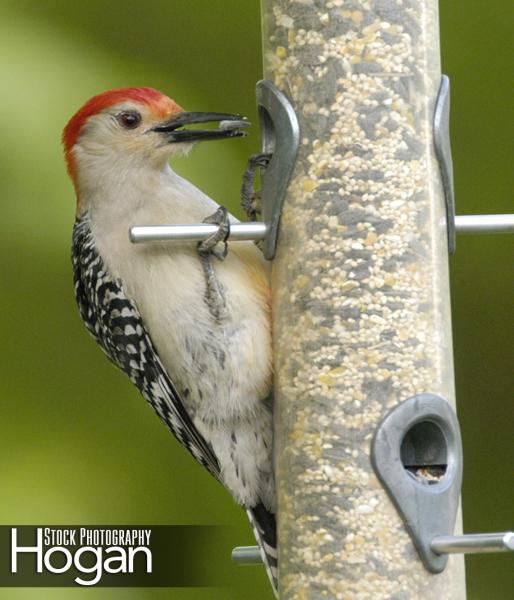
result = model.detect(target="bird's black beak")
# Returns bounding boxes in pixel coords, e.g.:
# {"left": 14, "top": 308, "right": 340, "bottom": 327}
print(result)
{"left": 152, "top": 112, "right": 250, "bottom": 143}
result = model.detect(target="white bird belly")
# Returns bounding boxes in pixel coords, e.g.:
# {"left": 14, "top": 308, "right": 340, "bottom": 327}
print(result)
{"left": 87, "top": 169, "right": 274, "bottom": 507}
{"left": 103, "top": 236, "right": 272, "bottom": 421}
{"left": 101, "top": 236, "right": 273, "bottom": 508}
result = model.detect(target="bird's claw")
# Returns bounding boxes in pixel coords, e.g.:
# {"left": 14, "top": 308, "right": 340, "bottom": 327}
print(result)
{"left": 241, "top": 153, "right": 272, "bottom": 221}
{"left": 250, "top": 153, "right": 272, "bottom": 170}
{"left": 197, "top": 206, "right": 231, "bottom": 261}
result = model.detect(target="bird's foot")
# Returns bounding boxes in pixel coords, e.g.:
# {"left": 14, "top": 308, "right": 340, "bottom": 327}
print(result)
{"left": 197, "top": 206, "right": 230, "bottom": 322}
{"left": 197, "top": 206, "right": 231, "bottom": 261}
{"left": 241, "top": 153, "right": 272, "bottom": 221}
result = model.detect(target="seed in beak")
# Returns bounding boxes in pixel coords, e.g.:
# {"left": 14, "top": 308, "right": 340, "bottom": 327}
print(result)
{"left": 219, "top": 119, "right": 251, "bottom": 131}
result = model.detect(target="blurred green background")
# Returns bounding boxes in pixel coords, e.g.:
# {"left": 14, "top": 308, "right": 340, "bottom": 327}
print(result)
{"left": 0, "top": 1, "right": 511, "bottom": 599}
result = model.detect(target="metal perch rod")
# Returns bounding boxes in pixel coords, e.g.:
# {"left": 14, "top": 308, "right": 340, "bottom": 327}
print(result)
{"left": 231, "top": 546, "right": 264, "bottom": 565}
{"left": 129, "top": 215, "right": 513, "bottom": 244}
{"left": 454, "top": 214, "right": 514, "bottom": 234}
{"left": 129, "top": 222, "right": 267, "bottom": 243}
{"left": 431, "top": 532, "right": 514, "bottom": 555}
{"left": 232, "top": 532, "right": 514, "bottom": 564}
{"left": 231, "top": 546, "right": 261, "bottom": 565}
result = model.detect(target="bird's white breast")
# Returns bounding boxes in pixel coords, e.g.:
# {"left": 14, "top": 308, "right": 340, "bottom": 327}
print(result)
{"left": 86, "top": 166, "right": 272, "bottom": 425}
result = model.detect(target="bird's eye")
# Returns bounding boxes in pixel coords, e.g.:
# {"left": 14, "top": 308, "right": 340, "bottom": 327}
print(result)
{"left": 117, "top": 111, "right": 142, "bottom": 129}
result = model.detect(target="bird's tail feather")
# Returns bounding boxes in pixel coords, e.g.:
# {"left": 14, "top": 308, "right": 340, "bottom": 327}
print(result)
{"left": 246, "top": 503, "right": 278, "bottom": 598}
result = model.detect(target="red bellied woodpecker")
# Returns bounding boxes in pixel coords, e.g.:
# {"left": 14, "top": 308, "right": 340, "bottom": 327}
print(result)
{"left": 63, "top": 87, "right": 277, "bottom": 594}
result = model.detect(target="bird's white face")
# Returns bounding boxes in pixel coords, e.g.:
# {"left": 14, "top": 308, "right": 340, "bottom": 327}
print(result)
{"left": 73, "top": 100, "right": 191, "bottom": 175}
{"left": 64, "top": 88, "right": 248, "bottom": 211}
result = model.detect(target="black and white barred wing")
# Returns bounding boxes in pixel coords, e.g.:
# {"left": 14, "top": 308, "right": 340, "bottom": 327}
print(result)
{"left": 72, "top": 216, "right": 220, "bottom": 478}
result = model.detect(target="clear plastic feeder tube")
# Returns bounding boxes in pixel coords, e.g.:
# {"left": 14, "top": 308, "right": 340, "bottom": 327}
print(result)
{"left": 262, "top": 1, "right": 466, "bottom": 598}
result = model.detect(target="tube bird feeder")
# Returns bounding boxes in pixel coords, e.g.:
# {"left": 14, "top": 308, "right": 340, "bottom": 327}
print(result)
{"left": 261, "top": 1, "right": 466, "bottom": 597}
